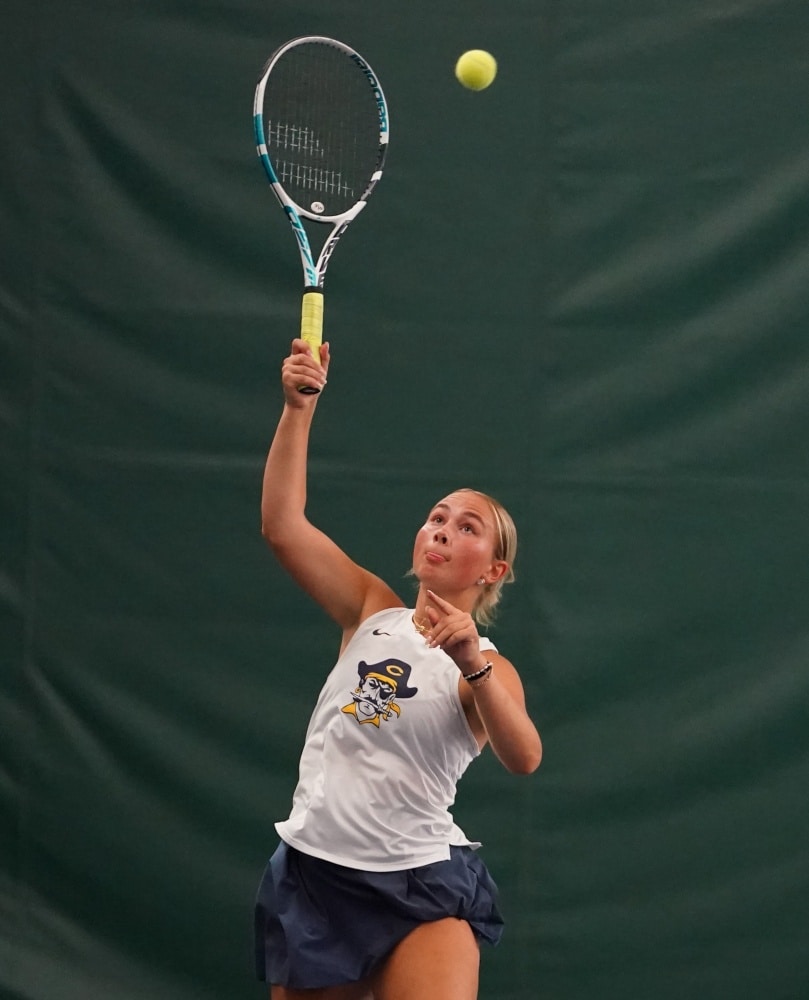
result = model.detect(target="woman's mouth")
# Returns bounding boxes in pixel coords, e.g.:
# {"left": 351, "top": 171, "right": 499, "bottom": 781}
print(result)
{"left": 425, "top": 551, "right": 446, "bottom": 564}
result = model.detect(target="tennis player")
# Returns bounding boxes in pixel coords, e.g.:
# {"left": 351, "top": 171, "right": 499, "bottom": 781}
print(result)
{"left": 254, "top": 339, "right": 542, "bottom": 1000}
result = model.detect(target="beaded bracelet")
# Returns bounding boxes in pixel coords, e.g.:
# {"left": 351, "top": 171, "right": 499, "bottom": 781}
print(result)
{"left": 463, "top": 661, "right": 493, "bottom": 685}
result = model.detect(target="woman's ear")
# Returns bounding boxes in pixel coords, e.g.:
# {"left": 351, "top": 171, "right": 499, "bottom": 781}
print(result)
{"left": 484, "top": 560, "right": 509, "bottom": 585}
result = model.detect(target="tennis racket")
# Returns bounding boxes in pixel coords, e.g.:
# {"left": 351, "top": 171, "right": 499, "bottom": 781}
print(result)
{"left": 253, "top": 36, "right": 390, "bottom": 393}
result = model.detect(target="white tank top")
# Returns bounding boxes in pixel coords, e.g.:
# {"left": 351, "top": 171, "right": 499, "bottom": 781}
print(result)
{"left": 275, "top": 607, "right": 497, "bottom": 871}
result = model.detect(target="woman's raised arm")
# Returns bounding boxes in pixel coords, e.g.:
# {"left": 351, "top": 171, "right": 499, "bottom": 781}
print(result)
{"left": 261, "top": 340, "right": 399, "bottom": 633}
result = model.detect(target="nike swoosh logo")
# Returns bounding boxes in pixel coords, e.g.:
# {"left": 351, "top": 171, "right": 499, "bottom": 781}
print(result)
{"left": 372, "top": 628, "right": 392, "bottom": 636}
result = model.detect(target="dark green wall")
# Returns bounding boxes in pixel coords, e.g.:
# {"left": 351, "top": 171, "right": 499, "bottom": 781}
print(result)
{"left": 3, "top": 1, "right": 809, "bottom": 998}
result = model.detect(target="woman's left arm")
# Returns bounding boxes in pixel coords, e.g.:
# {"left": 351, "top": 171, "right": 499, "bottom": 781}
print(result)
{"left": 424, "top": 591, "right": 542, "bottom": 775}
{"left": 462, "top": 653, "right": 543, "bottom": 774}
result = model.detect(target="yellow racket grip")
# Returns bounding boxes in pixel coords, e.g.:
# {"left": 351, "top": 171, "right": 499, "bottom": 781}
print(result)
{"left": 298, "top": 289, "right": 324, "bottom": 395}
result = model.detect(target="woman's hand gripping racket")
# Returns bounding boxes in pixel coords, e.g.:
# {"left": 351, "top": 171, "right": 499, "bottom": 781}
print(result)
{"left": 253, "top": 36, "right": 390, "bottom": 393}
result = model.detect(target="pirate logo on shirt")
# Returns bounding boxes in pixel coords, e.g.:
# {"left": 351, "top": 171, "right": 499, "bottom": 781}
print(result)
{"left": 342, "top": 658, "right": 418, "bottom": 727}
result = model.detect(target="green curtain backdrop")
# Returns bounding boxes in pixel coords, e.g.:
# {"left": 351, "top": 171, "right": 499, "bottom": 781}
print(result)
{"left": 2, "top": 1, "right": 808, "bottom": 998}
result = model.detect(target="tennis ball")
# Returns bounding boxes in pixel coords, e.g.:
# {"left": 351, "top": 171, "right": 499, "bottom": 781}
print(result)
{"left": 455, "top": 50, "right": 497, "bottom": 91}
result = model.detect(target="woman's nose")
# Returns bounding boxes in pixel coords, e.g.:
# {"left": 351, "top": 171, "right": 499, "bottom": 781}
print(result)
{"left": 433, "top": 528, "right": 448, "bottom": 544}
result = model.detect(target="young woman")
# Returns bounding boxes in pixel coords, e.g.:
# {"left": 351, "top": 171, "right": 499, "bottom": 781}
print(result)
{"left": 254, "top": 339, "right": 542, "bottom": 1000}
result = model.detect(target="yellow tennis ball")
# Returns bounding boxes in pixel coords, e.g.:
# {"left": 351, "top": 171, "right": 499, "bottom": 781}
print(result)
{"left": 455, "top": 50, "right": 497, "bottom": 91}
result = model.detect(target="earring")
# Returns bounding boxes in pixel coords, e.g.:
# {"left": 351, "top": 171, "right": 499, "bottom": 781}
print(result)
{"left": 477, "top": 578, "right": 486, "bottom": 586}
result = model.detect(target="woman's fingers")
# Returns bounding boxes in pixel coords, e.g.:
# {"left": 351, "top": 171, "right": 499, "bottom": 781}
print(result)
{"left": 282, "top": 340, "right": 328, "bottom": 398}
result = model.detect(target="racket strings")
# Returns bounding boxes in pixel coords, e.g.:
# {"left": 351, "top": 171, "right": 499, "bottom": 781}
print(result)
{"left": 262, "top": 43, "right": 383, "bottom": 216}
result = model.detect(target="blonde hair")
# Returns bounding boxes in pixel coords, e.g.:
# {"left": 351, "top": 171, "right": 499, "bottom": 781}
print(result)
{"left": 455, "top": 488, "right": 517, "bottom": 628}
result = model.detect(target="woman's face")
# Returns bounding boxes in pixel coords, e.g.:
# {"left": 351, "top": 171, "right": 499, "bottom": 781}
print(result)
{"left": 412, "top": 491, "right": 503, "bottom": 594}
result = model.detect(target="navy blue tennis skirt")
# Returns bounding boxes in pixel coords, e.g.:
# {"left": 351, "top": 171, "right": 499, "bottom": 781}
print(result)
{"left": 254, "top": 841, "right": 504, "bottom": 989}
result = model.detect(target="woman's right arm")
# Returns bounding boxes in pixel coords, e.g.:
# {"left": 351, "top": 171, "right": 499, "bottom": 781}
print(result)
{"left": 261, "top": 339, "right": 399, "bottom": 632}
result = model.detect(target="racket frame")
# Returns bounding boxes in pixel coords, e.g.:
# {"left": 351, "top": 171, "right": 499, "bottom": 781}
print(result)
{"left": 253, "top": 35, "right": 389, "bottom": 376}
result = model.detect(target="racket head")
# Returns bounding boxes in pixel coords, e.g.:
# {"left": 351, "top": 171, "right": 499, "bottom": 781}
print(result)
{"left": 254, "top": 36, "right": 389, "bottom": 230}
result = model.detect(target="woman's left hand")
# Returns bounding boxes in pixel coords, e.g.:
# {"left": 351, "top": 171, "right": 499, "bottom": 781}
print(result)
{"left": 425, "top": 593, "right": 543, "bottom": 775}
{"left": 423, "top": 590, "right": 486, "bottom": 676}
